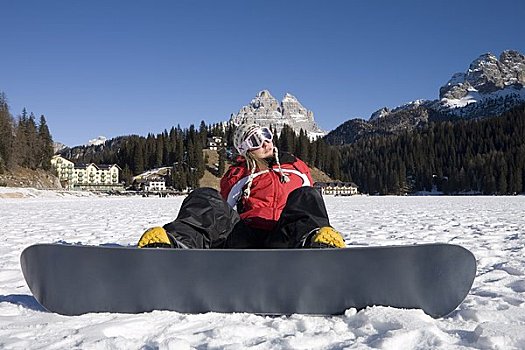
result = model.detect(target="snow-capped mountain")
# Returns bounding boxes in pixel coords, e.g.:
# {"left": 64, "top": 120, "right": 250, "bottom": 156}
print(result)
{"left": 229, "top": 90, "right": 326, "bottom": 139}
{"left": 53, "top": 141, "right": 67, "bottom": 154}
{"left": 87, "top": 136, "right": 107, "bottom": 146}
{"left": 326, "top": 50, "right": 525, "bottom": 145}
{"left": 434, "top": 50, "right": 525, "bottom": 117}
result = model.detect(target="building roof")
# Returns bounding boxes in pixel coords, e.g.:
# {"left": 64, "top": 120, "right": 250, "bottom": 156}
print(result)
{"left": 74, "top": 163, "right": 93, "bottom": 170}
{"left": 53, "top": 155, "right": 122, "bottom": 172}
{"left": 314, "top": 181, "right": 358, "bottom": 188}
{"left": 97, "top": 164, "right": 122, "bottom": 170}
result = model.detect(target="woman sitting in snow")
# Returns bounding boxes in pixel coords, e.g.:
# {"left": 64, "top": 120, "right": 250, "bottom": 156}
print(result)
{"left": 137, "top": 123, "right": 345, "bottom": 249}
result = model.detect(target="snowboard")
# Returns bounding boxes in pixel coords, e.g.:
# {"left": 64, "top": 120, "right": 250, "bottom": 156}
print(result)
{"left": 20, "top": 243, "right": 476, "bottom": 318}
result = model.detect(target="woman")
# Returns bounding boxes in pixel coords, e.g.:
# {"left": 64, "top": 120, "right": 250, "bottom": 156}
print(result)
{"left": 138, "top": 123, "right": 344, "bottom": 249}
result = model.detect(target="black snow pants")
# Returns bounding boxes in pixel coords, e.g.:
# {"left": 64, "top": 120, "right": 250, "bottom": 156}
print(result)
{"left": 162, "top": 186, "right": 331, "bottom": 249}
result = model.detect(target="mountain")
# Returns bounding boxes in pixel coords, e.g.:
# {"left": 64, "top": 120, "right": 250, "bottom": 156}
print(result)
{"left": 326, "top": 101, "right": 432, "bottom": 145}
{"left": 325, "top": 50, "right": 525, "bottom": 145}
{"left": 229, "top": 90, "right": 326, "bottom": 139}
{"left": 432, "top": 50, "right": 525, "bottom": 118}
{"left": 87, "top": 136, "right": 107, "bottom": 146}
{"left": 53, "top": 142, "right": 67, "bottom": 154}
{"left": 58, "top": 137, "right": 127, "bottom": 162}
{"left": 52, "top": 136, "right": 107, "bottom": 156}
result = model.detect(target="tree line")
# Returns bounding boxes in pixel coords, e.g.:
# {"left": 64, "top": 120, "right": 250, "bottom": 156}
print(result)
{"left": 64, "top": 102, "right": 525, "bottom": 195}
{"left": 0, "top": 93, "right": 54, "bottom": 173}
{"left": 64, "top": 121, "right": 342, "bottom": 190}
{"left": 3, "top": 90, "right": 525, "bottom": 195}
{"left": 336, "top": 104, "right": 525, "bottom": 195}
{"left": 64, "top": 122, "right": 228, "bottom": 191}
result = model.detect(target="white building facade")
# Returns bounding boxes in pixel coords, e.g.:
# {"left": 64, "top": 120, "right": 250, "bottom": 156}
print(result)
{"left": 314, "top": 181, "right": 359, "bottom": 196}
{"left": 144, "top": 180, "right": 166, "bottom": 192}
{"left": 51, "top": 155, "right": 122, "bottom": 190}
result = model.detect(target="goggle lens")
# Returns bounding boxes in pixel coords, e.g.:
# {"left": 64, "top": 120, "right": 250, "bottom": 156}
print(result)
{"left": 245, "top": 127, "right": 273, "bottom": 150}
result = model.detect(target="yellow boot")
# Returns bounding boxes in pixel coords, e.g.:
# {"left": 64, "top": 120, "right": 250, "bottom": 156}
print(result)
{"left": 137, "top": 227, "right": 174, "bottom": 248}
{"left": 309, "top": 227, "right": 345, "bottom": 248}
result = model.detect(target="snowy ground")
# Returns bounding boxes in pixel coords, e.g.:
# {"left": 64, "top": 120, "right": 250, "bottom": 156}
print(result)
{"left": 1, "top": 191, "right": 525, "bottom": 349}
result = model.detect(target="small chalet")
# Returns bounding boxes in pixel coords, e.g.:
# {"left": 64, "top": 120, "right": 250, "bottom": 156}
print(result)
{"left": 132, "top": 167, "right": 171, "bottom": 192}
{"left": 133, "top": 178, "right": 167, "bottom": 192}
{"left": 206, "top": 136, "right": 227, "bottom": 150}
{"left": 314, "top": 181, "right": 359, "bottom": 196}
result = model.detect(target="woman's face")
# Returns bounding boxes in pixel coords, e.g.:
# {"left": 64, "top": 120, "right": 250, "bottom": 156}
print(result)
{"left": 249, "top": 139, "right": 274, "bottom": 159}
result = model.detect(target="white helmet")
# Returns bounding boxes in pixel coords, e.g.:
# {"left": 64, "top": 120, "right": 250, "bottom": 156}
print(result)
{"left": 233, "top": 124, "right": 273, "bottom": 156}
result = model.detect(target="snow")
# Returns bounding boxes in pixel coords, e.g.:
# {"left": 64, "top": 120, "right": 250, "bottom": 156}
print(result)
{"left": 290, "top": 113, "right": 308, "bottom": 121}
{"left": 440, "top": 85, "right": 525, "bottom": 110}
{"left": 1, "top": 191, "right": 525, "bottom": 349}
{"left": 282, "top": 93, "right": 298, "bottom": 103}
{"left": 441, "top": 88, "right": 481, "bottom": 109}
{"left": 0, "top": 187, "right": 99, "bottom": 199}
{"left": 87, "top": 136, "right": 107, "bottom": 146}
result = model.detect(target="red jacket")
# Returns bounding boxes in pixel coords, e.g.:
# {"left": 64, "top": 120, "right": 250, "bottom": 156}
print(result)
{"left": 220, "top": 153, "right": 313, "bottom": 230}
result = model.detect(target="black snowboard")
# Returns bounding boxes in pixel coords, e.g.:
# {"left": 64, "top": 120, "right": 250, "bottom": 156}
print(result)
{"left": 20, "top": 243, "right": 476, "bottom": 318}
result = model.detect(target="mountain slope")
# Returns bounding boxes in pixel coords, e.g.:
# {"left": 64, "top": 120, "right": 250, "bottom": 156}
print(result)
{"left": 326, "top": 50, "right": 525, "bottom": 145}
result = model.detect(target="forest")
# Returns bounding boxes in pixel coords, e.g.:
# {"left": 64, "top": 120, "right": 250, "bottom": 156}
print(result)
{"left": 0, "top": 93, "right": 54, "bottom": 173}
{"left": 2, "top": 91, "right": 524, "bottom": 195}
{"left": 337, "top": 105, "right": 525, "bottom": 195}
{"left": 56, "top": 122, "right": 340, "bottom": 191}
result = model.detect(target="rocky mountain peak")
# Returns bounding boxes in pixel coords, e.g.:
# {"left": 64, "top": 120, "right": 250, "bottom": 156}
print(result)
{"left": 500, "top": 50, "right": 525, "bottom": 84}
{"left": 283, "top": 93, "right": 297, "bottom": 101}
{"left": 440, "top": 50, "right": 525, "bottom": 99}
{"left": 230, "top": 90, "right": 326, "bottom": 138}
{"left": 466, "top": 53, "right": 502, "bottom": 93}
{"left": 250, "top": 90, "right": 280, "bottom": 110}
{"left": 369, "top": 107, "right": 390, "bottom": 121}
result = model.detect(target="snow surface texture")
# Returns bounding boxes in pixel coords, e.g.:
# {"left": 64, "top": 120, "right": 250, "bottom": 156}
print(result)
{"left": 1, "top": 192, "right": 525, "bottom": 349}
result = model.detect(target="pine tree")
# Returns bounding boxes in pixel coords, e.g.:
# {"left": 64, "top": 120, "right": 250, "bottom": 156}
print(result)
{"left": 133, "top": 139, "right": 145, "bottom": 174}
{"left": 297, "top": 129, "right": 310, "bottom": 163}
{"left": 174, "top": 127, "right": 184, "bottom": 163}
{"left": 0, "top": 93, "right": 14, "bottom": 172}
{"left": 194, "top": 137, "right": 205, "bottom": 180}
{"left": 279, "top": 125, "right": 295, "bottom": 153}
{"left": 217, "top": 147, "right": 226, "bottom": 177}
{"left": 37, "top": 115, "right": 54, "bottom": 170}
{"left": 199, "top": 120, "right": 208, "bottom": 146}
{"left": 14, "top": 109, "right": 29, "bottom": 167}
{"left": 25, "top": 113, "right": 39, "bottom": 169}
{"left": 121, "top": 165, "right": 133, "bottom": 185}
{"left": 155, "top": 135, "right": 164, "bottom": 168}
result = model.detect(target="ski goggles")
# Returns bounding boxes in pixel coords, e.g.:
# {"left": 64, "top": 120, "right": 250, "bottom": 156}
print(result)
{"left": 242, "top": 127, "right": 273, "bottom": 151}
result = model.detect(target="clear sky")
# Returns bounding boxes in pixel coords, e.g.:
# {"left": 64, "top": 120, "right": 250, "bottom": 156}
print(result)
{"left": 2, "top": 0, "right": 524, "bottom": 146}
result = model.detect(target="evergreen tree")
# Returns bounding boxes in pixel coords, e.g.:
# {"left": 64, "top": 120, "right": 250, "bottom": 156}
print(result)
{"left": 217, "top": 146, "right": 226, "bottom": 177}
{"left": 14, "top": 109, "right": 29, "bottom": 167}
{"left": 121, "top": 165, "right": 133, "bottom": 185}
{"left": 0, "top": 93, "right": 14, "bottom": 172}
{"left": 174, "top": 127, "right": 184, "bottom": 163}
{"left": 279, "top": 124, "right": 295, "bottom": 153}
{"left": 333, "top": 104, "right": 525, "bottom": 195}
{"left": 37, "top": 115, "right": 54, "bottom": 170}
{"left": 194, "top": 136, "right": 205, "bottom": 180}
{"left": 25, "top": 113, "right": 39, "bottom": 169}
{"left": 199, "top": 120, "right": 208, "bottom": 146}
{"left": 155, "top": 135, "right": 164, "bottom": 168}
{"left": 133, "top": 139, "right": 145, "bottom": 174}
{"left": 296, "top": 129, "right": 309, "bottom": 162}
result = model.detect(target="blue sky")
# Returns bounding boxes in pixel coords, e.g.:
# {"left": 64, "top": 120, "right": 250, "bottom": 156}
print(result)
{"left": 2, "top": 0, "right": 524, "bottom": 146}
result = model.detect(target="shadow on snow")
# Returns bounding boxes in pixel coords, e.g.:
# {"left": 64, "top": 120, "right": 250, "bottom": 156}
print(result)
{"left": 0, "top": 294, "right": 48, "bottom": 312}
